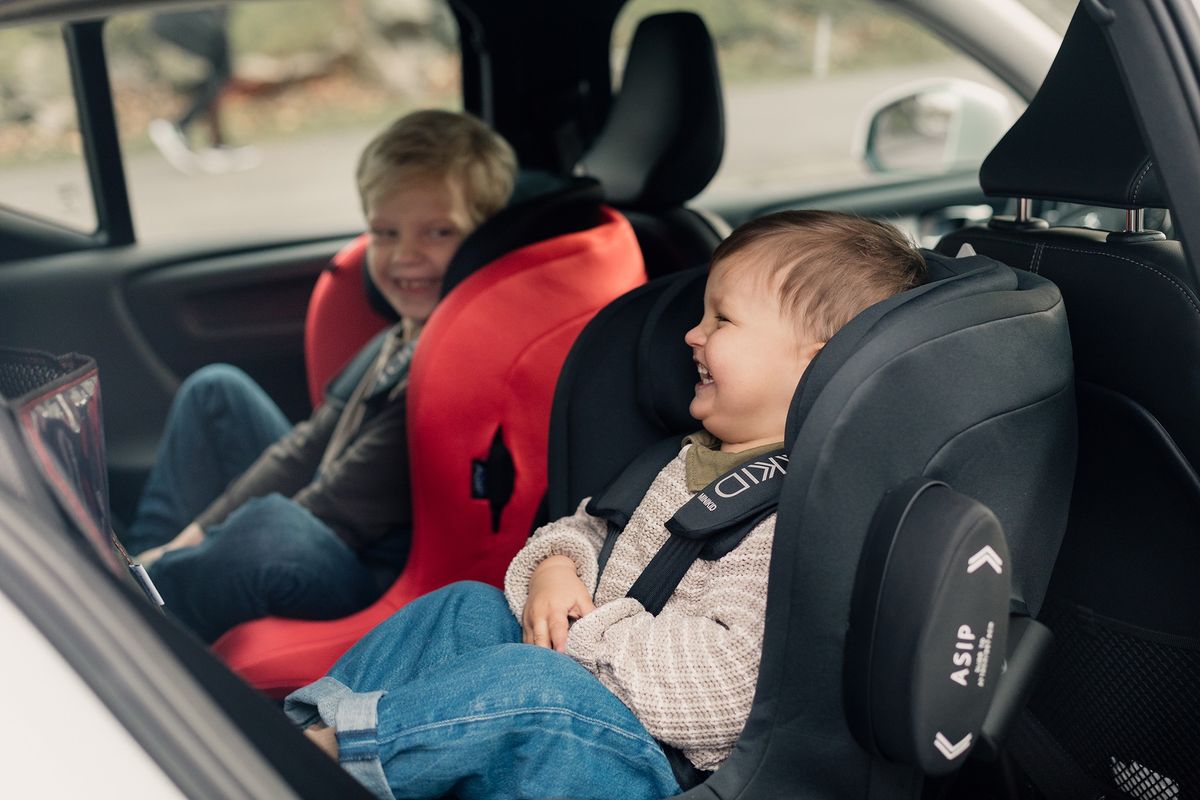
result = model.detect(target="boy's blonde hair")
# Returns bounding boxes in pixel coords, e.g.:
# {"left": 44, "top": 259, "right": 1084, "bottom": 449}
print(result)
{"left": 713, "top": 210, "right": 927, "bottom": 343}
{"left": 356, "top": 109, "right": 518, "bottom": 226}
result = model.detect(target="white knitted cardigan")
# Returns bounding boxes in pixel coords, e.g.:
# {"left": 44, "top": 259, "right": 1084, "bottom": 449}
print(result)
{"left": 505, "top": 443, "right": 774, "bottom": 771}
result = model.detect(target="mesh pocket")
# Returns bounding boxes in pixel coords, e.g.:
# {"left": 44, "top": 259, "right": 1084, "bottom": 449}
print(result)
{"left": 0, "top": 350, "right": 89, "bottom": 401}
{"left": 1030, "top": 602, "right": 1200, "bottom": 800}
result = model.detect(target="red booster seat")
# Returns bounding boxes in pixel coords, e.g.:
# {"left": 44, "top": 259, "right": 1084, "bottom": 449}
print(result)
{"left": 212, "top": 179, "right": 646, "bottom": 696}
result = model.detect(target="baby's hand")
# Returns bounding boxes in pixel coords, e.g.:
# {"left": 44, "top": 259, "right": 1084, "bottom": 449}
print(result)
{"left": 522, "top": 555, "right": 596, "bottom": 652}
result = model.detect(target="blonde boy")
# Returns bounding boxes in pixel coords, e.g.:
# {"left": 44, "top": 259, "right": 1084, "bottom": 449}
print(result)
{"left": 286, "top": 210, "right": 927, "bottom": 800}
{"left": 124, "top": 111, "right": 516, "bottom": 643}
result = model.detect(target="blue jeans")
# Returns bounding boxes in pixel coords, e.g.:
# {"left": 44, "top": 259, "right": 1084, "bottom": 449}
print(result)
{"left": 284, "top": 582, "right": 682, "bottom": 800}
{"left": 125, "top": 364, "right": 381, "bottom": 642}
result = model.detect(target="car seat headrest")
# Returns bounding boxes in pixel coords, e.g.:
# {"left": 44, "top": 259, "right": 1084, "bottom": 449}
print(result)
{"left": 636, "top": 269, "right": 707, "bottom": 433}
{"left": 785, "top": 249, "right": 1018, "bottom": 444}
{"left": 980, "top": 5, "right": 1164, "bottom": 208}
{"left": 577, "top": 12, "right": 724, "bottom": 211}
{"left": 441, "top": 176, "right": 605, "bottom": 296}
{"left": 624, "top": 250, "right": 1023, "bottom": 450}
{"left": 845, "top": 479, "right": 1011, "bottom": 774}
{"left": 361, "top": 175, "right": 605, "bottom": 321}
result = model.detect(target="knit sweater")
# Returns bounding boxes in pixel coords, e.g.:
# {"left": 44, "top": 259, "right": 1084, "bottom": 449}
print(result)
{"left": 504, "top": 443, "right": 774, "bottom": 771}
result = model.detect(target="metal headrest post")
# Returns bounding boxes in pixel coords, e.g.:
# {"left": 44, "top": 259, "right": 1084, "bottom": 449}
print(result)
{"left": 988, "top": 197, "right": 1050, "bottom": 231}
{"left": 1107, "top": 207, "right": 1166, "bottom": 243}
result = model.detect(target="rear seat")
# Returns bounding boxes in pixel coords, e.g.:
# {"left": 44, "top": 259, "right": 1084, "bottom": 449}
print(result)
{"left": 213, "top": 177, "right": 646, "bottom": 696}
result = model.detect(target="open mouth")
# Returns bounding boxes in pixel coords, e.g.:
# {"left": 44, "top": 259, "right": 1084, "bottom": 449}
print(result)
{"left": 393, "top": 277, "right": 440, "bottom": 291}
{"left": 696, "top": 361, "right": 714, "bottom": 385}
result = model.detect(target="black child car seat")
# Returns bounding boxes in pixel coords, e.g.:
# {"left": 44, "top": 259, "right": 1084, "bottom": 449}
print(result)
{"left": 937, "top": 4, "right": 1200, "bottom": 797}
{"left": 548, "top": 248, "right": 1075, "bottom": 797}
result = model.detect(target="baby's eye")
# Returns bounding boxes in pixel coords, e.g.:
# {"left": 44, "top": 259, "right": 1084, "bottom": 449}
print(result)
{"left": 427, "top": 226, "right": 459, "bottom": 240}
{"left": 369, "top": 227, "right": 398, "bottom": 242}
{"left": 714, "top": 314, "right": 730, "bottom": 325}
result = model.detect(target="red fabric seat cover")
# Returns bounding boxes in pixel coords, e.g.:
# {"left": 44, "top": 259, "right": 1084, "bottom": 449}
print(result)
{"left": 303, "top": 234, "right": 392, "bottom": 407}
{"left": 213, "top": 207, "right": 645, "bottom": 696}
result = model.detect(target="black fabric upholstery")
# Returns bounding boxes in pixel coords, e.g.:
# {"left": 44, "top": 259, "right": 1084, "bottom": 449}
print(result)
{"left": 979, "top": 6, "right": 1164, "bottom": 208}
{"left": 575, "top": 12, "right": 726, "bottom": 279}
{"left": 622, "top": 208, "right": 727, "bottom": 277}
{"left": 939, "top": 14, "right": 1200, "bottom": 781}
{"left": 938, "top": 228, "right": 1200, "bottom": 465}
{"left": 548, "top": 250, "right": 1076, "bottom": 797}
{"left": 548, "top": 268, "right": 705, "bottom": 519}
{"left": 938, "top": 224, "right": 1200, "bottom": 797}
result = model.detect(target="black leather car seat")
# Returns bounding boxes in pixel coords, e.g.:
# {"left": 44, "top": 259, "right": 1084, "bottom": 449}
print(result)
{"left": 936, "top": 6, "right": 1200, "bottom": 797}
{"left": 548, "top": 246, "right": 1075, "bottom": 797}
{"left": 576, "top": 12, "right": 728, "bottom": 279}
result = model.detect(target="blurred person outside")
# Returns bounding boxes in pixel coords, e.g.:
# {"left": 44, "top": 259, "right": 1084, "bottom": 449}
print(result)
{"left": 147, "top": 6, "right": 260, "bottom": 173}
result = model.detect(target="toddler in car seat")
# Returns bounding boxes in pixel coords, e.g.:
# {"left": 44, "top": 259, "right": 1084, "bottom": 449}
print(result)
{"left": 283, "top": 210, "right": 928, "bottom": 800}
{"left": 122, "top": 110, "right": 518, "bottom": 642}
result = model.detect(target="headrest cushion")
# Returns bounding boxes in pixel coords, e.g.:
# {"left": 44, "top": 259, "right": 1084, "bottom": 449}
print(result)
{"left": 979, "top": 5, "right": 1165, "bottom": 208}
{"left": 637, "top": 269, "right": 706, "bottom": 433}
{"left": 785, "top": 250, "right": 1017, "bottom": 444}
{"left": 577, "top": 12, "right": 724, "bottom": 210}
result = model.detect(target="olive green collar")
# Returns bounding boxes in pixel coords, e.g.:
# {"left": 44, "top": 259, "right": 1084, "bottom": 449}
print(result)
{"left": 682, "top": 430, "right": 786, "bottom": 492}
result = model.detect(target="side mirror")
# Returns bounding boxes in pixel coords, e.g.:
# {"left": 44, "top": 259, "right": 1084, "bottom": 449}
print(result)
{"left": 859, "top": 79, "right": 1015, "bottom": 174}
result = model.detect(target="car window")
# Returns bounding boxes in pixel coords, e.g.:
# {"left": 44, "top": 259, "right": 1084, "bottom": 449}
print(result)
{"left": 613, "top": 0, "right": 1026, "bottom": 212}
{"left": 1015, "top": 0, "right": 1077, "bottom": 34}
{"left": 0, "top": 24, "right": 98, "bottom": 233}
{"left": 104, "top": 0, "right": 460, "bottom": 245}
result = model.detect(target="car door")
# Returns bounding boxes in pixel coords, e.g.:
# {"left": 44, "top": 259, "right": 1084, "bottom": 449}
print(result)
{"left": 0, "top": 0, "right": 464, "bottom": 520}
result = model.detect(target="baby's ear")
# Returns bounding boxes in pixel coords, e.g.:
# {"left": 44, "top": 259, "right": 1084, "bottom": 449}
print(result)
{"left": 797, "top": 340, "right": 826, "bottom": 370}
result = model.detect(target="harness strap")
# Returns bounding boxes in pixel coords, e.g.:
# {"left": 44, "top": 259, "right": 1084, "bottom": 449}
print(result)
{"left": 324, "top": 328, "right": 390, "bottom": 405}
{"left": 626, "top": 535, "right": 707, "bottom": 616}
{"left": 589, "top": 438, "right": 788, "bottom": 614}
{"left": 588, "top": 436, "right": 684, "bottom": 580}
{"left": 626, "top": 447, "right": 787, "bottom": 615}
{"left": 585, "top": 439, "right": 790, "bottom": 786}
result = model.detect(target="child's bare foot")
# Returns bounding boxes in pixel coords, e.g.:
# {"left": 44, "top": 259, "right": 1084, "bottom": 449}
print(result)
{"left": 305, "top": 722, "right": 339, "bottom": 760}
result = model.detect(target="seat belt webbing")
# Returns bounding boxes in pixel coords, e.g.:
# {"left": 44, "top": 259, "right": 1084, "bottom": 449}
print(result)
{"left": 589, "top": 440, "right": 789, "bottom": 615}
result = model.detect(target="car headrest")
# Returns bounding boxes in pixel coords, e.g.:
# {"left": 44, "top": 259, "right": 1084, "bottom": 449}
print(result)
{"left": 361, "top": 174, "right": 604, "bottom": 319}
{"left": 979, "top": 5, "right": 1165, "bottom": 208}
{"left": 576, "top": 12, "right": 724, "bottom": 210}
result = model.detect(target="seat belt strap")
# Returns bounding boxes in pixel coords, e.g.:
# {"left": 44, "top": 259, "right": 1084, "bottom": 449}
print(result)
{"left": 588, "top": 436, "right": 684, "bottom": 580}
{"left": 589, "top": 439, "right": 788, "bottom": 615}
{"left": 627, "top": 448, "right": 787, "bottom": 615}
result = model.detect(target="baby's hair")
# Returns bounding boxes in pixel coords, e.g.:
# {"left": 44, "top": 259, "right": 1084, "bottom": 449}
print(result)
{"left": 357, "top": 109, "right": 518, "bottom": 226}
{"left": 712, "top": 210, "right": 927, "bottom": 342}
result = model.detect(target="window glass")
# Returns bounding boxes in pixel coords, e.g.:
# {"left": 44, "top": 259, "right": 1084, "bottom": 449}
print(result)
{"left": 106, "top": 0, "right": 460, "bottom": 245}
{"left": 613, "top": 0, "right": 1026, "bottom": 212}
{"left": 0, "top": 24, "right": 98, "bottom": 233}
{"left": 1015, "top": 0, "right": 1077, "bottom": 34}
